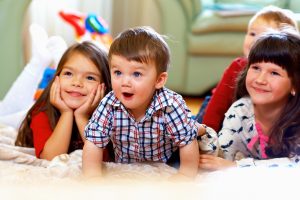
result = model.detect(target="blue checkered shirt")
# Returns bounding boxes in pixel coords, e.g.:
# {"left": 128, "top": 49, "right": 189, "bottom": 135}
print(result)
{"left": 85, "top": 87, "right": 198, "bottom": 163}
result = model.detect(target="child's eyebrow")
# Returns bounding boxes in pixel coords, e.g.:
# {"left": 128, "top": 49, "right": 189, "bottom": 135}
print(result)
{"left": 61, "top": 66, "right": 73, "bottom": 70}
{"left": 86, "top": 71, "right": 101, "bottom": 77}
{"left": 62, "top": 66, "right": 100, "bottom": 76}
{"left": 133, "top": 65, "right": 146, "bottom": 70}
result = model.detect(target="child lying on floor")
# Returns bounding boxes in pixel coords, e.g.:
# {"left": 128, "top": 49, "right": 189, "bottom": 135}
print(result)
{"left": 83, "top": 26, "right": 199, "bottom": 180}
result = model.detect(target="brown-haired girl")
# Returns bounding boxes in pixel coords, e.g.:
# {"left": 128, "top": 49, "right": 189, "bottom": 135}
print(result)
{"left": 199, "top": 30, "right": 300, "bottom": 169}
{"left": 15, "top": 41, "right": 112, "bottom": 160}
{"left": 198, "top": 6, "right": 298, "bottom": 132}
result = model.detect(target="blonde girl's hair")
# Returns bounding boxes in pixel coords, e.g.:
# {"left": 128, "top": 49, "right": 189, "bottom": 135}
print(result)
{"left": 249, "top": 5, "right": 298, "bottom": 31}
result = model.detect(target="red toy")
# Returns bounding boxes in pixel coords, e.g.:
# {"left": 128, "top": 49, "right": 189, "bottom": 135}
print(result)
{"left": 59, "top": 10, "right": 112, "bottom": 49}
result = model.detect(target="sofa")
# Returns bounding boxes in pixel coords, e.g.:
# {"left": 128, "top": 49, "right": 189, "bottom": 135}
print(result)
{"left": 154, "top": 0, "right": 300, "bottom": 96}
{"left": 0, "top": 0, "right": 31, "bottom": 99}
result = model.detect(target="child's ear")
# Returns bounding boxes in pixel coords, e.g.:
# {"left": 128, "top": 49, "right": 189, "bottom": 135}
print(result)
{"left": 291, "top": 88, "right": 296, "bottom": 96}
{"left": 155, "top": 72, "right": 168, "bottom": 89}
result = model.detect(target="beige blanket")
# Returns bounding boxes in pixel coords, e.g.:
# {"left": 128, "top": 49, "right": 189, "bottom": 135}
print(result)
{"left": 0, "top": 124, "right": 298, "bottom": 200}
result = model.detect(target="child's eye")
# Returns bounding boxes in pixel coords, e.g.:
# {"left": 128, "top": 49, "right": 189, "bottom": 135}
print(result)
{"left": 249, "top": 32, "right": 256, "bottom": 37}
{"left": 271, "top": 71, "right": 280, "bottom": 76}
{"left": 87, "top": 76, "right": 97, "bottom": 81}
{"left": 250, "top": 65, "right": 260, "bottom": 70}
{"left": 133, "top": 72, "right": 141, "bottom": 77}
{"left": 114, "top": 70, "right": 122, "bottom": 76}
{"left": 63, "top": 71, "right": 72, "bottom": 76}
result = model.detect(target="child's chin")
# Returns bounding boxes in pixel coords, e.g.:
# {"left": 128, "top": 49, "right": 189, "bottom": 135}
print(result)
{"left": 66, "top": 102, "right": 83, "bottom": 110}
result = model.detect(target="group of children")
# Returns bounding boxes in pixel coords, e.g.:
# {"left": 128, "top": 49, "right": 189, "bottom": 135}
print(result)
{"left": 11, "top": 5, "right": 300, "bottom": 180}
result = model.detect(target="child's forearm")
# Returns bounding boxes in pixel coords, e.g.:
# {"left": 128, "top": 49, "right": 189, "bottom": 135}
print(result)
{"left": 74, "top": 114, "right": 89, "bottom": 141}
{"left": 178, "top": 139, "right": 199, "bottom": 178}
{"left": 40, "top": 111, "right": 73, "bottom": 160}
{"left": 82, "top": 140, "right": 103, "bottom": 178}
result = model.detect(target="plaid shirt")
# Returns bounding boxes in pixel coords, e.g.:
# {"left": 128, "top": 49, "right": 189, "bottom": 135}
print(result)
{"left": 85, "top": 87, "right": 198, "bottom": 163}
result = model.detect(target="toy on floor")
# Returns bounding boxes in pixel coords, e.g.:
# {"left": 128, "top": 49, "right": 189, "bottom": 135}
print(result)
{"left": 0, "top": 24, "right": 67, "bottom": 129}
{"left": 59, "top": 10, "right": 112, "bottom": 49}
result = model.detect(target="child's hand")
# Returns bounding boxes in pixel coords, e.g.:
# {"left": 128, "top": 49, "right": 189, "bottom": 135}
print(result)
{"left": 50, "top": 76, "right": 72, "bottom": 113}
{"left": 74, "top": 83, "right": 104, "bottom": 118}
{"left": 199, "top": 154, "right": 236, "bottom": 171}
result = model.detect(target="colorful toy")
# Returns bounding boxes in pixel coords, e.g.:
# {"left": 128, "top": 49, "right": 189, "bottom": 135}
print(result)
{"left": 59, "top": 10, "right": 113, "bottom": 49}
{"left": 34, "top": 67, "right": 56, "bottom": 100}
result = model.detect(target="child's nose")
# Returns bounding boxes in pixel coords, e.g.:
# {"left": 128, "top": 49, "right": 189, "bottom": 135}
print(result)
{"left": 72, "top": 77, "right": 83, "bottom": 87}
{"left": 121, "top": 75, "right": 131, "bottom": 86}
{"left": 255, "top": 72, "right": 267, "bottom": 84}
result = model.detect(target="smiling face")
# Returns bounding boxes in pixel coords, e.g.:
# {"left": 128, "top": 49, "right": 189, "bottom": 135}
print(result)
{"left": 246, "top": 62, "right": 293, "bottom": 108}
{"left": 110, "top": 55, "right": 167, "bottom": 120}
{"left": 59, "top": 52, "right": 101, "bottom": 109}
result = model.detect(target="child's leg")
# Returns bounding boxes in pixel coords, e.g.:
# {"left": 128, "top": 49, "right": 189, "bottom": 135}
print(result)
{"left": 0, "top": 109, "right": 29, "bottom": 129}
{"left": 0, "top": 25, "right": 66, "bottom": 117}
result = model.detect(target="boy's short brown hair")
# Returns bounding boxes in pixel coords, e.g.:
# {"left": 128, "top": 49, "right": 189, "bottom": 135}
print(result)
{"left": 108, "top": 26, "right": 170, "bottom": 74}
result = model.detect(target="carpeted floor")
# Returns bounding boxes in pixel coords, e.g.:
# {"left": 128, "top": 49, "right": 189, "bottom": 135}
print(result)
{"left": 183, "top": 96, "right": 203, "bottom": 116}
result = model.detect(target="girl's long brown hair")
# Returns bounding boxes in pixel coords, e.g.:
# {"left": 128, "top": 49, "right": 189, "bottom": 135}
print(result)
{"left": 15, "top": 41, "right": 111, "bottom": 147}
{"left": 235, "top": 30, "right": 300, "bottom": 158}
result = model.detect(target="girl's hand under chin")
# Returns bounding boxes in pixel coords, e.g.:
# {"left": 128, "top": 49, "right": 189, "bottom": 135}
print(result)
{"left": 74, "top": 83, "right": 104, "bottom": 118}
{"left": 50, "top": 76, "right": 72, "bottom": 113}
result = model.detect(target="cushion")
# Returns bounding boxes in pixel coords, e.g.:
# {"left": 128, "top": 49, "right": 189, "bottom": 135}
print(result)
{"left": 289, "top": 0, "right": 300, "bottom": 13}
{"left": 192, "top": 10, "right": 251, "bottom": 33}
{"left": 179, "top": 0, "right": 202, "bottom": 20}
{"left": 214, "top": 0, "right": 289, "bottom": 8}
{"left": 188, "top": 32, "right": 245, "bottom": 56}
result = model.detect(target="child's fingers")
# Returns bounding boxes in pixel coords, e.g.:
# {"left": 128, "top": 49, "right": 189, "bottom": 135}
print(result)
{"left": 199, "top": 155, "right": 219, "bottom": 170}
{"left": 50, "top": 76, "right": 59, "bottom": 103}
{"left": 199, "top": 154, "right": 235, "bottom": 170}
{"left": 92, "top": 84, "right": 103, "bottom": 106}
{"left": 86, "top": 84, "right": 101, "bottom": 108}
{"left": 199, "top": 158, "right": 215, "bottom": 170}
{"left": 99, "top": 83, "right": 105, "bottom": 100}
{"left": 85, "top": 87, "right": 97, "bottom": 107}
{"left": 200, "top": 154, "right": 216, "bottom": 160}
{"left": 199, "top": 163, "right": 217, "bottom": 170}
{"left": 82, "top": 84, "right": 99, "bottom": 109}
{"left": 199, "top": 155, "right": 214, "bottom": 163}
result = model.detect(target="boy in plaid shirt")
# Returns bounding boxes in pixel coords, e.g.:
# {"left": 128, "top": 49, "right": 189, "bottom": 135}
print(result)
{"left": 83, "top": 26, "right": 199, "bottom": 180}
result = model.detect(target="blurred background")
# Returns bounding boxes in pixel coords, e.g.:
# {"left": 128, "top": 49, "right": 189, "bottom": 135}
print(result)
{"left": 0, "top": 0, "right": 299, "bottom": 104}
{"left": 0, "top": 0, "right": 161, "bottom": 99}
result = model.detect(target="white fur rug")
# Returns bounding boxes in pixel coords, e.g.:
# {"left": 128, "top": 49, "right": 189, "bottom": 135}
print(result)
{"left": 0, "top": 124, "right": 298, "bottom": 200}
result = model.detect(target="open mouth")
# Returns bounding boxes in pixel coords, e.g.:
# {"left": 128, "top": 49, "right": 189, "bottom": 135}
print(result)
{"left": 122, "top": 92, "right": 133, "bottom": 98}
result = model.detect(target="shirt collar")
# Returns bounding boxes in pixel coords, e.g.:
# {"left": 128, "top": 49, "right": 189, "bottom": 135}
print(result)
{"left": 147, "top": 87, "right": 173, "bottom": 115}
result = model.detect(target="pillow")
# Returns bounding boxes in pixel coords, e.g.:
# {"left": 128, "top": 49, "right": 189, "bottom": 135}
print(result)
{"left": 214, "top": 0, "right": 288, "bottom": 9}
{"left": 192, "top": 10, "right": 252, "bottom": 33}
